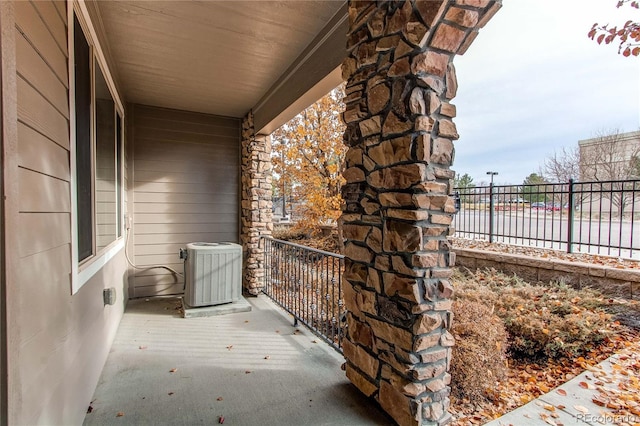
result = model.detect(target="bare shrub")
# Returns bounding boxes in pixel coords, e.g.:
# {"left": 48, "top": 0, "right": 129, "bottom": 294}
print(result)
{"left": 450, "top": 300, "right": 508, "bottom": 403}
{"left": 454, "top": 268, "right": 613, "bottom": 360}
{"left": 272, "top": 225, "right": 310, "bottom": 241}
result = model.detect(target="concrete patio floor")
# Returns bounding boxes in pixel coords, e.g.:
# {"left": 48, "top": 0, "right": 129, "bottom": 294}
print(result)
{"left": 84, "top": 295, "right": 393, "bottom": 426}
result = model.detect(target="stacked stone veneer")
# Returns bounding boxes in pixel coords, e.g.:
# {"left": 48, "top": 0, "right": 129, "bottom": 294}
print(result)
{"left": 340, "top": 1, "right": 501, "bottom": 425}
{"left": 241, "top": 111, "right": 273, "bottom": 295}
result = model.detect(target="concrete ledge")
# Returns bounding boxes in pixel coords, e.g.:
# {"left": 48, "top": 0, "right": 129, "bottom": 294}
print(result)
{"left": 455, "top": 248, "right": 640, "bottom": 299}
{"left": 181, "top": 296, "right": 252, "bottom": 318}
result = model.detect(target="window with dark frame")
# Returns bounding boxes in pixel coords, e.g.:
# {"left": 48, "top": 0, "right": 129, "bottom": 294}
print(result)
{"left": 73, "top": 12, "right": 124, "bottom": 266}
{"left": 74, "top": 15, "right": 92, "bottom": 262}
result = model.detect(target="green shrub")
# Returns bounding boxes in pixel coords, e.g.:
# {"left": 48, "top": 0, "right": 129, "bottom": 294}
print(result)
{"left": 450, "top": 300, "right": 508, "bottom": 403}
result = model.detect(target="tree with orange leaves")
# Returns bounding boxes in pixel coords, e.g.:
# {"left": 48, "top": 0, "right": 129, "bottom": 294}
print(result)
{"left": 271, "top": 86, "right": 347, "bottom": 229}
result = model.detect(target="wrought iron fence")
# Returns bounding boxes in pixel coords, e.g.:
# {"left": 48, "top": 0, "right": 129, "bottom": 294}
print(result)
{"left": 454, "top": 179, "right": 640, "bottom": 259}
{"left": 261, "top": 237, "right": 344, "bottom": 352}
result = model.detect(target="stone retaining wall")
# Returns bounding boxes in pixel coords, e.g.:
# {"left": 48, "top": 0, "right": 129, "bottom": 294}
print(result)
{"left": 455, "top": 247, "right": 640, "bottom": 299}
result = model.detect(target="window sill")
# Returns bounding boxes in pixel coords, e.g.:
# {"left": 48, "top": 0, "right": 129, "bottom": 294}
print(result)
{"left": 72, "top": 239, "right": 125, "bottom": 294}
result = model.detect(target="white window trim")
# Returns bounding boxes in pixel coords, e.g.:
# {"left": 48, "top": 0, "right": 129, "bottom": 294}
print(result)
{"left": 70, "top": 0, "right": 126, "bottom": 294}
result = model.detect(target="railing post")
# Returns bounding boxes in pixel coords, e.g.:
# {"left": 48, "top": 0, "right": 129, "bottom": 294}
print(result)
{"left": 567, "top": 178, "right": 574, "bottom": 253}
{"left": 489, "top": 182, "right": 494, "bottom": 243}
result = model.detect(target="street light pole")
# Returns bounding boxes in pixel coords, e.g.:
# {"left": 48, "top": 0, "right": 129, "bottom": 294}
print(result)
{"left": 486, "top": 171, "right": 498, "bottom": 185}
{"left": 486, "top": 171, "right": 498, "bottom": 242}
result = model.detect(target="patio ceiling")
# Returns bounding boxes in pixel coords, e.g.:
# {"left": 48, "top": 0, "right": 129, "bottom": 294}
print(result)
{"left": 92, "top": 0, "right": 347, "bottom": 133}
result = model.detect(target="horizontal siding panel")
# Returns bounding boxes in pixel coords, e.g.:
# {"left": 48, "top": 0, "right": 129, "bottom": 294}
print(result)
{"left": 131, "top": 158, "right": 238, "bottom": 173}
{"left": 131, "top": 282, "right": 183, "bottom": 298}
{"left": 52, "top": 1, "right": 66, "bottom": 21}
{"left": 129, "top": 265, "right": 184, "bottom": 278}
{"left": 131, "top": 105, "right": 239, "bottom": 297}
{"left": 31, "top": 0, "right": 67, "bottom": 56}
{"left": 18, "top": 213, "right": 70, "bottom": 258}
{"left": 18, "top": 167, "right": 70, "bottom": 212}
{"left": 17, "top": 122, "right": 69, "bottom": 180}
{"left": 134, "top": 243, "right": 187, "bottom": 256}
{"left": 134, "top": 202, "right": 236, "bottom": 215}
{"left": 134, "top": 254, "right": 184, "bottom": 265}
{"left": 134, "top": 135, "right": 238, "bottom": 151}
{"left": 133, "top": 170, "right": 238, "bottom": 185}
{"left": 135, "top": 117, "right": 240, "bottom": 139}
{"left": 130, "top": 274, "right": 183, "bottom": 287}
{"left": 133, "top": 213, "right": 237, "bottom": 225}
{"left": 96, "top": 213, "right": 117, "bottom": 224}
{"left": 97, "top": 191, "right": 116, "bottom": 203}
{"left": 133, "top": 138, "right": 238, "bottom": 158}
{"left": 135, "top": 241, "right": 240, "bottom": 256}
{"left": 129, "top": 155, "right": 239, "bottom": 173}
{"left": 133, "top": 181, "right": 237, "bottom": 195}
{"left": 14, "top": 0, "right": 68, "bottom": 84}
{"left": 16, "top": 32, "right": 68, "bottom": 118}
{"left": 134, "top": 232, "right": 237, "bottom": 245}
{"left": 134, "top": 192, "right": 236, "bottom": 205}
{"left": 97, "top": 224, "right": 117, "bottom": 235}
{"left": 130, "top": 262, "right": 182, "bottom": 276}
{"left": 17, "top": 76, "right": 69, "bottom": 149}
{"left": 136, "top": 223, "right": 238, "bottom": 238}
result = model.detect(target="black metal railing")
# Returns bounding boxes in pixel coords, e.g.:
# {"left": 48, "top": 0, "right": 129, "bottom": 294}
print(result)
{"left": 261, "top": 237, "right": 344, "bottom": 352}
{"left": 454, "top": 179, "right": 640, "bottom": 259}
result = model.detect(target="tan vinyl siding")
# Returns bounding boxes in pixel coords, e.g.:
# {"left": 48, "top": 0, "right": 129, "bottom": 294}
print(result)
{"left": 130, "top": 104, "right": 240, "bottom": 298}
{"left": 14, "top": 1, "right": 67, "bottom": 84}
{"left": 7, "top": 2, "right": 127, "bottom": 424}
{"left": 17, "top": 122, "right": 69, "bottom": 180}
{"left": 16, "top": 76, "right": 68, "bottom": 147}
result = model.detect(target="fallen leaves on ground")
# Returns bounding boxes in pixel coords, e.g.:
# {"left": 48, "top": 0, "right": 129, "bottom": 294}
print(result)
{"left": 116, "top": 412, "right": 124, "bottom": 417}
{"left": 589, "top": 345, "right": 640, "bottom": 418}
{"left": 449, "top": 334, "right": 640, "bottom": 425}
{"left": 169, "top": 368, "right": 177, "bottom": 373}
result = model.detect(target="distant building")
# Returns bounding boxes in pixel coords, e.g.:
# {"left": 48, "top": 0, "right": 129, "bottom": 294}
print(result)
{"left": 578, "top": 130, "right": 640, "bottom": 214}
{"left": 578, "top": 130, "right": 640, "bottom": 181}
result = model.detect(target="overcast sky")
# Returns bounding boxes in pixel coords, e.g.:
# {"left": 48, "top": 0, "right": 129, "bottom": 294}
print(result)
{"left": 453, "top": 0, "right": 640, "bottom": 186}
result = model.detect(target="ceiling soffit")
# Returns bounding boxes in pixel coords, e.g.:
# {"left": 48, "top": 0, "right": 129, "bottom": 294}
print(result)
{"left": 94, "top": 1, "right": 347, "bottom": 123}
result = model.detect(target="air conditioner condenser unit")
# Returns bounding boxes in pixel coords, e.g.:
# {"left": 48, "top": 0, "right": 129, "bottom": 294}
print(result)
{"left": 180, "top": 242, "right": 242, "bottom": 308}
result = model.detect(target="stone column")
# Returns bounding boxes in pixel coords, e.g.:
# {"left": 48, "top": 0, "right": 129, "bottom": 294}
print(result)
{"left": 340, "top": 1, "right": 501, "bottom": 425}
{"left": 240, "top": 111, "right": 273, "bottom": 295}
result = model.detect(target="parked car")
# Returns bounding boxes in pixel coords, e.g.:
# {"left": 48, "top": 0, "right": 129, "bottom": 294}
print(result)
{"left": 530, "top": 202, "right": 545, "bottom": 209}
{"left": 546, "top": 203, "right": 562, "bottom": 211}
{"left": 508, "top": 198, "right": 530, "bottom": 204}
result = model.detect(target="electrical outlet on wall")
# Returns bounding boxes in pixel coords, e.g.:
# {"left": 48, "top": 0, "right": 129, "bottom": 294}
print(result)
{"left": 103, "top": 287, "right": 117, "bottom": 306}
